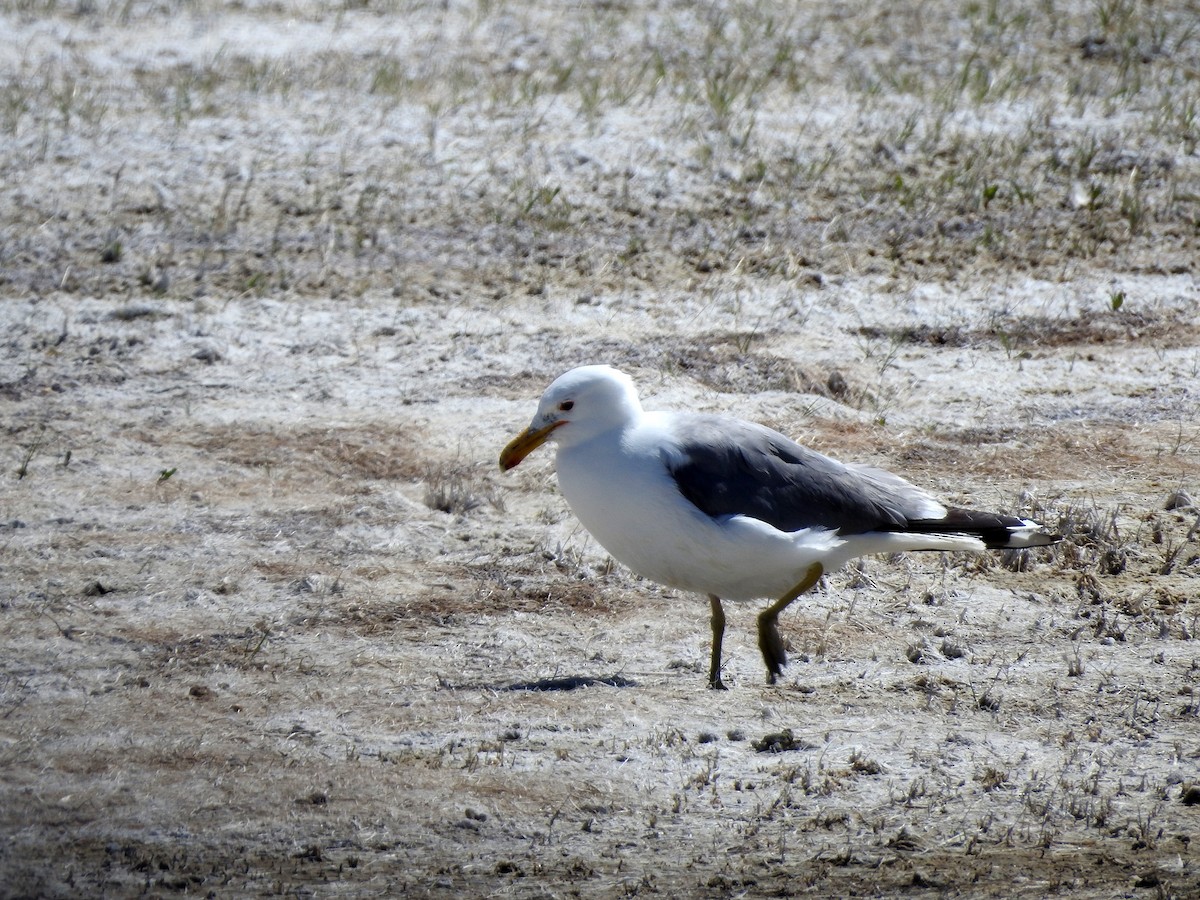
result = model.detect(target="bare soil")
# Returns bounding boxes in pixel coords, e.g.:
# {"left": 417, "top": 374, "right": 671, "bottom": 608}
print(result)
{"left": 2, "top": 1, "right": 1199, "bottom": 897}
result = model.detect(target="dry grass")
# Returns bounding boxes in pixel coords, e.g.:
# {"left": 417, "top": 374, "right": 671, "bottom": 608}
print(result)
{"left": 862, "top": 305, "right": 1200, "bottom": 351}
{"left": 185, "top": 422, "right": 426, "bottom": 480}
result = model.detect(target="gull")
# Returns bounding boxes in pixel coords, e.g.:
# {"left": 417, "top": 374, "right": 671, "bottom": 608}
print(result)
{"left": 499, "top": 365, "right": 1058, "bottom": 689}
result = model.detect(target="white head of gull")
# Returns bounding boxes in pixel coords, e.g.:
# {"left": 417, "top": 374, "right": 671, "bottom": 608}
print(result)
{"left": 500, "top": 365, "right": 1058, "bottom": 689}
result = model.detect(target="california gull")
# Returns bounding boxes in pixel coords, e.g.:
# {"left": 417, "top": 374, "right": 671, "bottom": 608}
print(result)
{"left": 499, "top": 365, "right": 1058, "bottom": 689}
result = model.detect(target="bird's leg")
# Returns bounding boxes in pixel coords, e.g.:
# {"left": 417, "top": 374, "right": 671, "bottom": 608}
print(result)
{"left": 708, "top": 594, "right": 728, "bottom": 690}
{"left": 757, "top": 562, "right": 824, "bottom": 685}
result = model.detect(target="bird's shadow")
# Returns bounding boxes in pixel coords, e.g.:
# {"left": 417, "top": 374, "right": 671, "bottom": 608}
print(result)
{"left": 502, "top": 674, "right": 638, "bottom": 692}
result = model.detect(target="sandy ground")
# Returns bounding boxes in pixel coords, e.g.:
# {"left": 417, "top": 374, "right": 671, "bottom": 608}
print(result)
{"left": 2, "top": 1, "right": 1199, "bottom": 897}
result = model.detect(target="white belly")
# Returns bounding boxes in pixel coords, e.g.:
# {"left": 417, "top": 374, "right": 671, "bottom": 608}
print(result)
{"left": 554, "top": 432, "right": 844, "bottom": 601}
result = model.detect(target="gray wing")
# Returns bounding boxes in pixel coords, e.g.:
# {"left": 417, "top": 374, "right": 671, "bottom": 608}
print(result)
{"left": 663, "top": 415, "right": 944, "bottom": 535}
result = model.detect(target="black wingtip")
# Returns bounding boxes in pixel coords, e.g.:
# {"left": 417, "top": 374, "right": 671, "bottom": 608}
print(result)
{"left": 905, "top": 508, "right": 1060, "bottom": 550}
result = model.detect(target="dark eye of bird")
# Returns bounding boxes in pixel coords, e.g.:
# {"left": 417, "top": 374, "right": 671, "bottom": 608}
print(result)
{"left": 559, "top": 401, "right": 574, "bottom": 411}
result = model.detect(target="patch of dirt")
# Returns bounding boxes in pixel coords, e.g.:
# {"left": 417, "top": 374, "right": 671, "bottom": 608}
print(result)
{"left": 863, "top": 305, "right": 1200, "bottom": 350}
